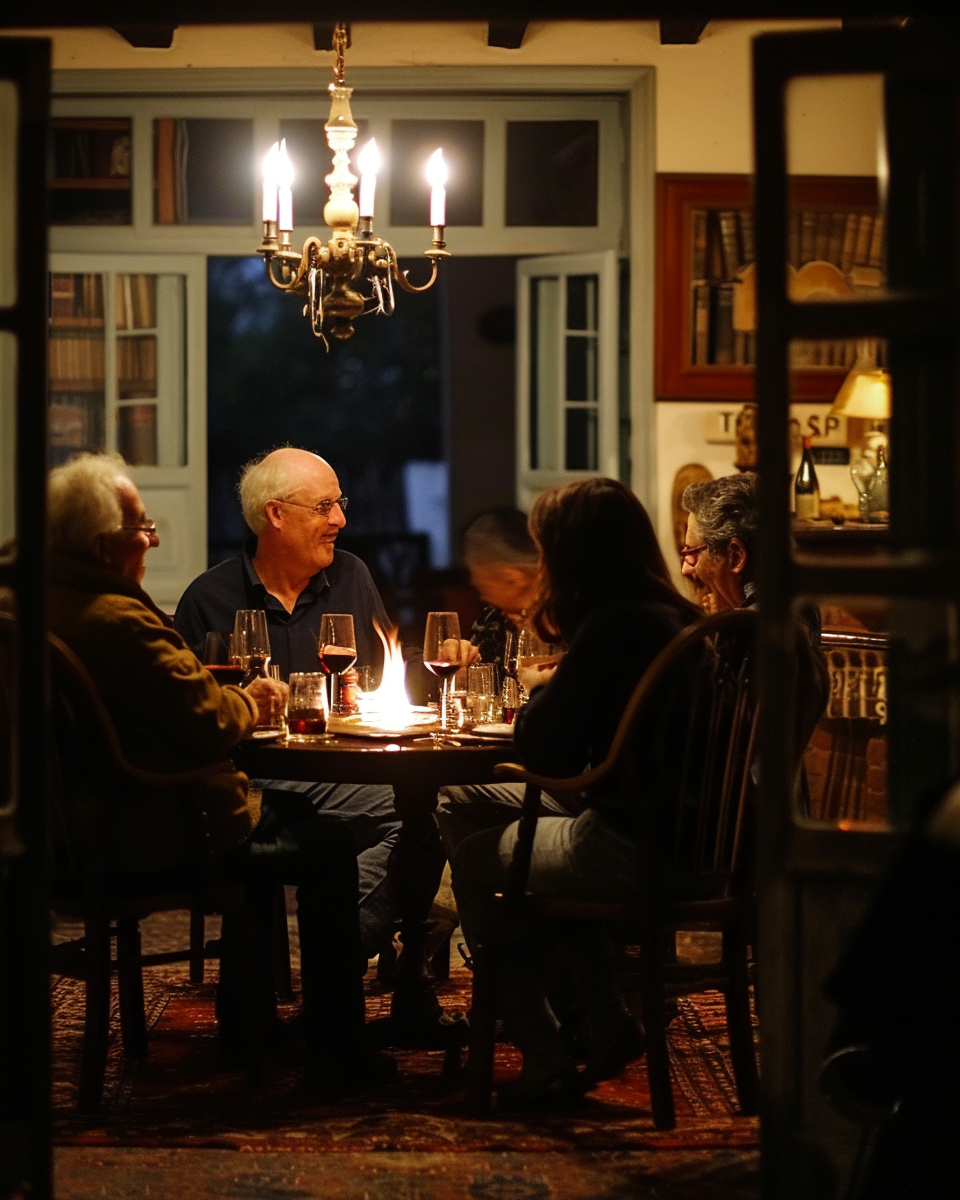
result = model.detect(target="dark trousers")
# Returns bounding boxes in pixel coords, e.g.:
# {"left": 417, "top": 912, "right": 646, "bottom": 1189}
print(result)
{"left": 219, "top": 791, "right": 365, "bottom": 1069}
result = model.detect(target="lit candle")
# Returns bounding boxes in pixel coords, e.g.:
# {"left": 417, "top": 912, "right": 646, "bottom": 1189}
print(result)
{"left": 277, "top": 138, "right": 294, "bottom": 232}
{"left": 262, "top": 141, "right": 279, "bottom": 223}
{"left": 357, "top": 138, "right": 381, "bottom": 220}
{"left": 426, "top": 148, "right": 447, "bottom": 227}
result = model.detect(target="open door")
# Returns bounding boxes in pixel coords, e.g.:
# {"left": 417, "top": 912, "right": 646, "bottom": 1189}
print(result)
{"left": 515, "top": 251, "right": 621, "bottom": 510}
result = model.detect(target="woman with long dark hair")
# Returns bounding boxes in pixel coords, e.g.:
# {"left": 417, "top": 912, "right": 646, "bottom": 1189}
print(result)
{"left": 446, "top": 478, "right": 699, "bottom": 1105}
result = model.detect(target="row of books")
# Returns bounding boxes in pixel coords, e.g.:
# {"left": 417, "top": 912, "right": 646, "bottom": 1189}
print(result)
{"left": 50, "top": 273, "right": 104, "bottom": 323}
{"left": 691, "top": 206, "right": 884, "bottom": 286}
{"left": 48, "top": 395, "right": 105, "bottom": 464}
{"left": 49, "top": 332, "right": 105, "bottom": 387}
{"left": 48, "top": 126, "right": 130, "bottom": 181}
{"left": 154, "top": 118, "right": 189, "bottom": 225}
{"left": 115, "top": 275, "right": 158, "bottom": 331}
{"left": 116, "top": 336, "right": 158, "bottom": 396}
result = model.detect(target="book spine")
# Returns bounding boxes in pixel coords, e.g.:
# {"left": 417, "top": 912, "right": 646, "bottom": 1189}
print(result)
{"left": 692, "top": 283, "right": 711, "bottom": 365}
{"left": 788, "top": 210, "right": 802, "bottom": 269}
{"left": 691, "top": 209, "right": 708, "bottom": 281}
{"left": 717, "top": 210, "right": 741, "bottom": 280}
{"left": 827, "top": 212, "right": 846, "bottom": 267}
{"left": 154, "top": 118, "right": 177, "bottom": 225}
{"left": 814, "top": 211, "right": 832, "bottom": 262}
{"left": 868, "top": 213, "right": 885, "bottom": 268}
{"left": 738, "top": 208, "right": 755, "bottom": 265}
{"left": 712, "top": 283, "right": 735, "bottom": 365}
{"left": 853, "top": 213, "right": 874, "bottom": 266}
{"left": 840, "top": 212, "right": 858, "bottom": 274}
{"left": 799, "top": 210, "right": 817, "bottom": 265}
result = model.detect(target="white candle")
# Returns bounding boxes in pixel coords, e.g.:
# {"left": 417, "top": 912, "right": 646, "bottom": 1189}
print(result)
{"left": 262, "top": 141, "right": 279, "bottom": 223}
{"left": 426, "top": 148, "right": 447, "bottom": 227}
{"left": 277, "top": 138, "right": 294, "bottom": 232}
{"left": 357, "top": 138, "right": 381, "bottom": 220}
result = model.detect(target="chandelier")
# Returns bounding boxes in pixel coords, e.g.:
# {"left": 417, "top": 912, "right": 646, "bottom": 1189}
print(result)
{"left": 257, "top": 24, "right": 450, "bottom": 344}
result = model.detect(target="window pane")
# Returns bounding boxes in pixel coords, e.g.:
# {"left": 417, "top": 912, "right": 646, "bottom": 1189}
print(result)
{"left": 390, "top": 120, "right": 483, "bottom": 227}
{"left": 117, "top": 403, "right": 158, "bottom": 466}
{"left": 566, "top": 274, "right": 597, "bottom": 332}
{"left": 280, "top": 117, "right": 370, "bottom": 226}
{"left": 565, "top": 406, "right": 598, "bottom": 471}
{"left": 49, "top": 117, "right": 132, "bottom": 226}
{"left": 154, "top": 118, "right": 252, "bottom": 224}
{"left": 565, "top": 335, "right": 597, "bottom": 405}
{"left": 117, "top": 336, "right": 157, "bottom": 400}
{"left": 506, "top": 121, "right": 599, "bottom": 227}
{"left": 529, "top": 276, "right": 560, "bottom": 471}
{"left": 48, "top": 272, "right": 106, "bottom": 466}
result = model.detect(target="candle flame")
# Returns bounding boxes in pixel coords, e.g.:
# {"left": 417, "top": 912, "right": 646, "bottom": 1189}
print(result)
{"left": 426, "top": 148, "right": 447, "bottom": 188}
{"left": 357, "top": 137, "right": 381, "bottom": 176}
{"left": 263, "top": 141, "right": 280, "bottom": 182}
{"left": 277, "top": 138, "right": 294, "bottom": 187}
{"left": 358, "top": 621, "right": 417, "bottom": 728}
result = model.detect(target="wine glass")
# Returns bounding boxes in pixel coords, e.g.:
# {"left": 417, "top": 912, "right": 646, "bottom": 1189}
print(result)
{"left": 516, "top": 624, "right": 563, "bottom": 700}
{"left": 202, "top": 631, "right": 245, "bottom": 687}
{"left": 233, "top": 609, "right": 272, "bottom": 680}
{"left": 423, "top": 611, "right": 463, "bottom": 740}
{"left": 318, "top": 613, "right": 357, "bottom": 715}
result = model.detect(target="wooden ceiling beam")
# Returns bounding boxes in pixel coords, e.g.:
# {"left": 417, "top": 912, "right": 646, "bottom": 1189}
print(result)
{"left": 112, "top": 25, "right": 177, "bottom": 48}
{"left": 659, "top": 18, "right": 710, "bottom": 43}
{"left": 487, "top": 21, "right": 529, "bottom": 49}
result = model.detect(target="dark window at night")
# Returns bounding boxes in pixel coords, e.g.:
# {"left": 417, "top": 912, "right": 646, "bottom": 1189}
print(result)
{"left": 279, "top": 117, "right": 370, "bottom": 226}
{"left": 506, "top": 120, "right": 599, "bottom": 227}
{"left": 390, "top": 120, "right": 484, "bottom": 227}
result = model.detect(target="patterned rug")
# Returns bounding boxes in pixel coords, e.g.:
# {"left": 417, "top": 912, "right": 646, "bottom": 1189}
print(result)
{"left": 51, "top": 915, "right": 759, "bottom": 1154}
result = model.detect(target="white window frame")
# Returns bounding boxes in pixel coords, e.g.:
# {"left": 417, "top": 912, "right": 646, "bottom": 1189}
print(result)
{"left": 516, "top": 250, "right": 620, "bottom": 511}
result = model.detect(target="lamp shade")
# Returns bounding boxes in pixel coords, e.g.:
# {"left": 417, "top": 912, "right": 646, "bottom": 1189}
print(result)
{"left": 830, "top": 366, "right": 892, "bottom": 419}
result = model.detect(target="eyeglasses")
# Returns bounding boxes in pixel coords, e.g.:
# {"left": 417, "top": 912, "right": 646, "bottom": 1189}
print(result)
{"left": 274, "top": 496, "right": 348, "bottom": 517}
{"left": 121, "top": 520, "right": 158, "bottom": 538}
{"left": 678, "top": 543, "right": 708, "bottom": 565}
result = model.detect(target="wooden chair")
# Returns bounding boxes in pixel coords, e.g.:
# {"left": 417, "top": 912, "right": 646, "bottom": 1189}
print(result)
{"left": 0, "top": 613, "right": 265, "bottom": 1112}
{"left": 465, "top": 608, "right": 765, "bottom": 1129}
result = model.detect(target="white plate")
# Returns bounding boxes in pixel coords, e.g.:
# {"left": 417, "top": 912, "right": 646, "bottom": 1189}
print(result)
{"left": 472, "top": 723, "right": 515, "bottom": 738}
{"left": 250, "top": 728, "right": 284, "bottom": 740}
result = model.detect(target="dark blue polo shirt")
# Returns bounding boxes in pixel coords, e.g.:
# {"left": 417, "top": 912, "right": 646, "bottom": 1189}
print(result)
{"left": 174, "top": 536, "right": 391, "bottom": 681}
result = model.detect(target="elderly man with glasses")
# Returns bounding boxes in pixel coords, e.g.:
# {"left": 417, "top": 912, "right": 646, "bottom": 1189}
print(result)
{"left": 175, "top": 447, "right": 402, "bottom": 964}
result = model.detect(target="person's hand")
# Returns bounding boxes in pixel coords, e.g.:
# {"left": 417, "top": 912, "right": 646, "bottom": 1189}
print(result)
{"left": 440, "top": 637, "right": 479, "bottom": 666}
{"left": 518, "top": 658, "right": 560, "bottom": 695}
{"left": 460, "top": 639, "right": 480, "bottom": 666}
{"left": 245, "top": 675, "right": 288, "bottom": 713}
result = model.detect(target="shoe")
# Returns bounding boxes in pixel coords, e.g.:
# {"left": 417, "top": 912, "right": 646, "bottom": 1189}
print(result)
{"left": 579, "top": 1017, "right": 646, "bottom": 1091}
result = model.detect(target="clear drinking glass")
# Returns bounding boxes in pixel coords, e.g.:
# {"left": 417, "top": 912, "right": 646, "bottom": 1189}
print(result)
{"left": 318, "top": 613, "right": 357, "bottom": 715}
{"left": 423, "top": 611, "right": 463, "bottom": 738}
{"left": 286, "top": 672, "right": 329, "bottom": 742}
{"left": 466, "top": 662, "right": 497, "bottom": 726}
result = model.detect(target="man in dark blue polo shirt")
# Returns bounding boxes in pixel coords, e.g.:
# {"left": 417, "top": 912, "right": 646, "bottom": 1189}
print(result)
{"left": 174, "top": 447, "right": 399, "bottom": 959}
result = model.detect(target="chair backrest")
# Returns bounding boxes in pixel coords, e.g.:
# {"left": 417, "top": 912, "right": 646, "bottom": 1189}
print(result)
{"left": 0, "top": 611, "right": 232, "bottom": 895}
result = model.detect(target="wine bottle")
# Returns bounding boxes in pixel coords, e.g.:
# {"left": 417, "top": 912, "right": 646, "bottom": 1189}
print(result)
{"left": 867, "top": 444, "right": 889, "bottom": 522}
{"left": 794, "top": 436, "right": 821, "bottom": 521}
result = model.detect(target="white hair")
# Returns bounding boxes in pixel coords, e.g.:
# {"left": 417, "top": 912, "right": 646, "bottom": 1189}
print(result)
{"left": 238, "top": 448, "right": 317, "bottom": 535}
{"left": 48, "top": 453, "right": 128, "bottom": 556}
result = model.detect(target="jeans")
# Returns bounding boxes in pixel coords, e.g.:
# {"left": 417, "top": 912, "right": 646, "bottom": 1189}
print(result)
{"left": 450, "top": 806, "right": 639, "bottom": 1060}
{"left": 254, "top": 778, "right": 401, "bottom": 958}
{"left": 435, "top": 781, "right": 584, "bottom": 864}
{"left": 219, "top": 789, "right": 366, "bottom": 1069}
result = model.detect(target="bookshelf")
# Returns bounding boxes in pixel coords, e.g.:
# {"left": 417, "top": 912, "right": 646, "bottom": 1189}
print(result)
{"left": 48, "top": 271, "right": 184, "bottom": 469}
{"left": 48, "top": 118, "right": 132, "bottom": 226}
{"left": 655, "top": 174, "right": 881, "bottom": 401}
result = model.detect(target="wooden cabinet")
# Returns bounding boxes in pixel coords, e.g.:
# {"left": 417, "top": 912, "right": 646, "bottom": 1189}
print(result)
{"left": 655, "top": 174, "right": 881, "bottom": 401}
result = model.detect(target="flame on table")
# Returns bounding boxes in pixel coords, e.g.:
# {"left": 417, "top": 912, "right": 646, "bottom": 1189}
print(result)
{"left": 357, "top": 621, "right": 420, "bottom": 729}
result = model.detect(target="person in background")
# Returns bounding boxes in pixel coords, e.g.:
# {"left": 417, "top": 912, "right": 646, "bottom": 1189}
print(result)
{"left": 174, "top": 447, "right": 401, "bottom": 961}
{"left": 462, "top": 507, "right": 540, "bottom": 672}
{"left": 30, "top": 453, "right": 391, "bottom": 1085}
{"left": 444, "top": 479, "right": 700, "bottom": 1105}
{"left": 679, "top": 472, "right": 759, "bottom": 614}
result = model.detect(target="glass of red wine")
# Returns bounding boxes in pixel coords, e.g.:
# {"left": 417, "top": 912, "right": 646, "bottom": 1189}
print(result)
{"left": 318, "top": 613, "right": 357, "bottom": 715}
{"left": 423, "top": 611, "right": 464, "bottom": 741}
{"left": 287, "top": 672, "right": 328, "bottom": 742}
{"left": 202, "top": 631, "right": 245, "bottom": 687}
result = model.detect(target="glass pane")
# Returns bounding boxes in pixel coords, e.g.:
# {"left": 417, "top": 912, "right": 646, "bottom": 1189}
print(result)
{"left": 117, "top": 403, "right": 158, "bottom": 466}
{"left": 115, "top": 274, "right": 156, "bottom": 330}
{"left": 117, "top": 335, "right": 157, "bottom": 400}
{"left": 565, "top": 406, "right": 598, "bottom": 471}
{"left": 566, "top": 274, "right": 597, "bottom": 332}
{"left": 506, "top": 121, "right": 599, "bottom": 227}
{"left": 49, "top": 117, "right": 131, "bottom": 226}
{"left": 529, "top": 276, "right": 560, "bottom": 471}
{"left": 565, "top": 335, "right": 597, "bottom": 405}
{"left": 280, "top": 117, "right": 370, "bottom": 226}
{"left": 0, "top": 333, "right": 17, "bottom": 545}
{"left": 154, "top": 118, "right": 252, "bottom": 224}
{"left": 48, "top": 273, "right": 106, "bottom": 466}
{"left": 390, "top": 120, "right": 483, "bottom": 227}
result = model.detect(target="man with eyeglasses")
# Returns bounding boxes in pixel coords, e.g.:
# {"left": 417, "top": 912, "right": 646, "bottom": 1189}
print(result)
{"left": 174, "top": 447, "right": 402, "bottom": 964}
{"left": 678, "top": 472, "right": 759, "bottom": 614}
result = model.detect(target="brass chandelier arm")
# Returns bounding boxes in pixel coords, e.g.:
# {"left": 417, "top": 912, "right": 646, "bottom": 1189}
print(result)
{"left": 262, "top": 237, "right": 326, "bottom": 293}
{"left": 390, "top": 245, "right": 446, "bottom": 295}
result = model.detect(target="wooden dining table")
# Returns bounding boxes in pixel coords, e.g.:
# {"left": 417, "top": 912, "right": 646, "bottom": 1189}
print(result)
{"left": 235, "top": 732, "right": 516, "bottom": 1049}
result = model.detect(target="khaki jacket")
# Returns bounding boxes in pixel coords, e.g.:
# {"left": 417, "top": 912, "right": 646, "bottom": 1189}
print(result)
{"left": 43, "top": 553, "right": 261, "bottom": 874}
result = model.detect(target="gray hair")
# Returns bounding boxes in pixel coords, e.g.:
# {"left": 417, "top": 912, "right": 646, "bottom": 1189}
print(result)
{"left": 238, "top": 448, "right": 300, "bottom": 535}
{"left": 462, "top": 507, "right": 537, "bottom": 568}
{"left": 48, "top": 452, "right": 127, "bottom": 556}
{"left": 681, "top": 472, "right": 759, "bottom": 556}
